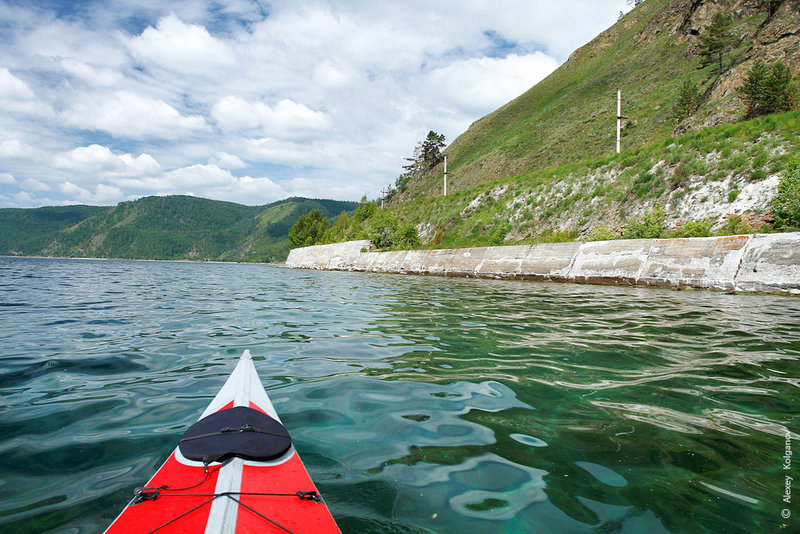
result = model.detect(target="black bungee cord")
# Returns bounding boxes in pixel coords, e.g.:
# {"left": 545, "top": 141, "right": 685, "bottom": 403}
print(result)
{"left": 131, "top": 456, "right": 323, "bottom": 534}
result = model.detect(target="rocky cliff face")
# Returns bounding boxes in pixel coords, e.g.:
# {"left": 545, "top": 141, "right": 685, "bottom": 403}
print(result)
{"left": 675, "top": 0, "right": 800, "bottom": 133}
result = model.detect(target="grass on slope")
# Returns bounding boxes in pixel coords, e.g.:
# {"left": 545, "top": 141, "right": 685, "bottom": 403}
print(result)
{"left": 398, "top": 0, "right": 778, "bottom": 201}
{"left": 387, "top": 110, "right": 800, "bottom": 249}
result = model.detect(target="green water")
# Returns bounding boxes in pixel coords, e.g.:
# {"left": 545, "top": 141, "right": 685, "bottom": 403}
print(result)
{"left": 0, "top": 257, "right": 797, "bottom": 533}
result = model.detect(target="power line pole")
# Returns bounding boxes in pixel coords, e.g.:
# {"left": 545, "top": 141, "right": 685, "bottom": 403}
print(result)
{"left": 616, "top": 89, "right": 628, "bottom": 154}
{"left": 616, "top": 89, "right": 622, "bottom": 154}
{"left": 443, "top": 155, "right": 448, "bottom": 196}
{"left": 381, "top": 186, "right": 387, "bottom": 208}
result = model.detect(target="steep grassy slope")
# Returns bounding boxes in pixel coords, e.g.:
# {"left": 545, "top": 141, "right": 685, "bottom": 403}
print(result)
{"left": 391, "top": 111, "right": 799, "bottom": 248}
{"left": 394, "top": 0, "right": 799, "bottom": 201}
{"left": 0, "top": 196, "right": 357, "bottom": 262}
{"left": 342, "top": 0, "right": 800, "bottom": 250}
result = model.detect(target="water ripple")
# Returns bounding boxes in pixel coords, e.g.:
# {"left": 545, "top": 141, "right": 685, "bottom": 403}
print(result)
{"left": 0, "top": 258, "right": 798, "bottom": 533}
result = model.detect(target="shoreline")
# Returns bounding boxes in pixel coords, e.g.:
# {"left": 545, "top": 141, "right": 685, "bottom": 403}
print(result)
{"left": 285, "top": 234, "right": 800, "bottom": 297}
{"left": 0, "top": 255, "right": 271, "bottom": 266}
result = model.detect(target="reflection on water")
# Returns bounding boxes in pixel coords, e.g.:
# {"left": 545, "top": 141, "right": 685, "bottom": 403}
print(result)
{"left": 0, "top": 257, "right": 798, "bottom": 533}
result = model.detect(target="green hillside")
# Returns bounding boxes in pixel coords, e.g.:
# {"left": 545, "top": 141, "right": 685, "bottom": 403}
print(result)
{"left": 0, "top": 205, "right": 107, "bottom": 255}
{"left": 364, "top": 0, "right": 799, "bottom": 247}
{"left": 394, "top": 0, "right": 798, "bottom": 201}
{"left": 393, "top": 111, "right": 799, "bottom": 249}
{"left": 0, "top": 196, "right": 357, "bottom": 262}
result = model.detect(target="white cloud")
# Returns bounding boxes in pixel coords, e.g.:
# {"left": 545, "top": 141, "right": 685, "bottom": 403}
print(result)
{"left": 13, "top": 14, "right": 129, "bottom": 71}
{"left": 203, "top": 175, "right": 288, "bottom": 204}
{"left": 59, "top": 181, "right": 125, "bottom": 204}
{"left": 0, "top": 68, "right": 36, "bottom": 100}
{"left": 53, "top": 144, "right": 161, "bottom": 179}
{"left": 164, "top": 163, "right": 235, "bottom": 188}
{"left": 12, "top": 191, "right": 36, "bottom": 207}
{"left": 61, "top": 91, "right": 208, "bottom": 139}
{"left": 0, "top": 139, "right": 43, "bottom": 160}
{"left": 162, "top": 164, "right": 286, "bottom": 204}
{"left": 0, "top": 68, "right": 53, "bottom": 116}
{"left": 240, "top": 137, "right": 319, "bottom": 167}
{"left": 0, "top": 173, "right": 16, "bottom": 185}
{"left": 211, "top": 97, "right": 329, "bottom": 139}
{"left": 209, "top": 152, "right": 247, "bottom": 170}
{"left": 19, "top": 178, "right": 51, "bottom": 191}
{"left": 313, "top": 61, "right": 357, "bottom": 89}
{"left": 285, "top": 176, "right": 366, "bottom": 201}
{"left": 60, "top": 58, "right": 121, "bottom": 87}
{"left": 127, "top": 13, "right": 236, "bottom": 76}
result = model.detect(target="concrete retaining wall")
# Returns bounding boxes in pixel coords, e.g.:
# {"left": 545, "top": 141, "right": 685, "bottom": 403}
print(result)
{"left": 285, "top": 233, "right": 800, "bottom": 296}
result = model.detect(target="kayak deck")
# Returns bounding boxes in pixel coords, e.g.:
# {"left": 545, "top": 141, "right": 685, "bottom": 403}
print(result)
{"left": 105, "top": 350, "right": 340, "bottom": 534}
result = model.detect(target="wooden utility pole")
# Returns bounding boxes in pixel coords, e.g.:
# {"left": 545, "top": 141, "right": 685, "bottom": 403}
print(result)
{"left": 381, "top": 187, "right": 387, "bottom": 208}
{"left": 616, "top": 89, "right": 622, "bottom": 154}
{"left": 616, "top": 89, "right": 628, "bottom": 154}
{"left": 443, "top": 155, "right": 448, "bottom": 196}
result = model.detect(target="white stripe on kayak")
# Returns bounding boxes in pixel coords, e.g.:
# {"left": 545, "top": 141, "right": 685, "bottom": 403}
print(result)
{"left": 204, "top": 457, "right": 244, "bottom": 534}
{"left": 204, "top": 351, "right": 254, "bottom": 534}
{"left": 200, "top": 350, "right": 281, "bottom": 420}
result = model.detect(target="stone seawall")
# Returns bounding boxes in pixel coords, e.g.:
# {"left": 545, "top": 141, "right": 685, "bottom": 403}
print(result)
{"left": 285, "top": 233, "right": 800, "bottom": 296}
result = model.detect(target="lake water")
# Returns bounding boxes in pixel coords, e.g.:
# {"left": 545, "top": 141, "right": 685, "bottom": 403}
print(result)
{"left": 0, "top": 256, "right": 798, "bottom": 533}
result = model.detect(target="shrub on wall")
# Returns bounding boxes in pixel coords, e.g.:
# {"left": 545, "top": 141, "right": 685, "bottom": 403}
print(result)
{"left": 772, "top": 159, "right": 800, "bottom": 229}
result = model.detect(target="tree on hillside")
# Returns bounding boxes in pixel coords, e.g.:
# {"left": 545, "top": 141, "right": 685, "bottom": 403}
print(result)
{"left": 738, "top": 59, "right": 769, "bottom": 116}
{"left": 401, "top": 131, "right": 446, "bottom": 181}
{"left": 420, "top": 130, "right": 446, "bottom": 167}
{"left": 672, "top": 79, "right": 703, "bottom": 123}
{"left": 352, "top": 195, "right": 377, "bottom": 222}
{"left": 738, "top": 60, "right": 799, "bottom": 117}
{"left": 698, "top": 12, "right": 738, "bottom": 76}
{"left": 367, "top": 210, "right": 398, "bottom": 249}
{"left": 366, "top": 209, "right": 420, "bottom": 250}
{"left": 763, "top": 61, "right": 799, "bottom": 112}
{"left": 321, "top": 211, "right": 351, "bottom": 243}
{"left": 772, "top": 158, "right": 800, "bottom": 229}
{"left": 289, "top": 209, "right": 329, "bottom": 247}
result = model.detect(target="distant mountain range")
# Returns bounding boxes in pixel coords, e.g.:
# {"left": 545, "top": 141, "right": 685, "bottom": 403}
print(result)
{"left": 0, "top": 195, "right": 358, "bottom": 262}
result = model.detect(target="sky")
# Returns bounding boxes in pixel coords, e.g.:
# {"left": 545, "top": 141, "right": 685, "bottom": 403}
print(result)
{"left": 0, "top": 0, "right": 631, "bottom": 208}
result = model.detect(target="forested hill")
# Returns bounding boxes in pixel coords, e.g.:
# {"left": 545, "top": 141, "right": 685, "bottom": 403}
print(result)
{"left": 0, "top": 196, "right": 357, "bottom": 262}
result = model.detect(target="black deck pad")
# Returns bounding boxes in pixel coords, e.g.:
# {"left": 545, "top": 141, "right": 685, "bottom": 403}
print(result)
{"left": 179, "top": 406, "right": 292, "bottom": 463}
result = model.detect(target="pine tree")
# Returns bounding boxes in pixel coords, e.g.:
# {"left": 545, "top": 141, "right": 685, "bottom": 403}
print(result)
{"left": 764, "top": 61, "right": 798, "bottom": 113}
{"left": 772, "top": 159, "right": 800, "bottom": 228}
{"left": 737, "top": 59, "right": 770, "bottom": 116}
{"left": 402, "top": 131, "right": 446, "bottom": 178}
{"left": 420, "top": 131, "right": 446, "bottom": 168}
{"left": 697, "top": 13, "right": 738, "bottom": 76}
{"left": 673, "top": 79, "right": 703, "bottom": 123}
{"left": 738, "top": 60, "right": 799, "bottom": 117}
